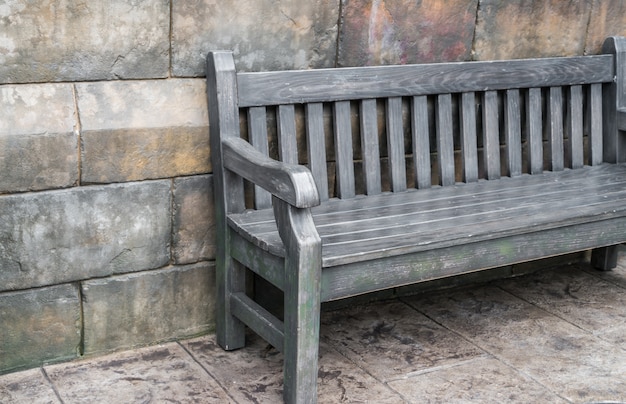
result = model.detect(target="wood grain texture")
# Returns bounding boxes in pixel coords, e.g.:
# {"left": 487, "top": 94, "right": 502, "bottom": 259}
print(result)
{"left": 601, "top": 37, "right": 626, "bottom": 164}
{"left": 320, "top": 216, "right": 626, "bottom": 301}
{"left": 504, "top": 89, "right": 522, "bottom": 176}
{"left": 222, "top": 137, "right": 320, "bottom": 208}
{"left": 460, "top": 92, "right": 478, "bottom": 182}
{"left": 229, "top": 163, "right": 626, "bottom": 270}
{"left": 566, "top": 86, "right": 584, "bottom": 169}
{"left": 482, "top": 91, "right": 501, "bottom": 179}
{"left": 277, "top": 105, "right": 298, "bottom": 165}
{"left": 527, "top": 88, "right": 543, "bottom": 174}
{"left": 206, "top": 51, "right": 247, "bottom": 351}
{"left": 360, "top": 99, "right": 382, "bottom": 195}
{"left": 411, "top": 95, "right": 431, "bottom": 189}
{"left": 588, "top": 83, "right": 604, "bottom": 165}
{"left": 248, "top": 107, "right": 272, "bottom": 209}
{"left": 273, "top": 197, "right": 322, "bottom": 404}
{"left": 436, "top": 94, "right": 455, "bottom": 186}
{"left": 305, "top": 103, "right": 330, "bottom": 201}
{"left": 548, "top": 87, "right": 564, "bottom": 171}
{"left": 231, "top": 292, "right": 284, "bottom": 351}
{"left": 238, "top": 55, "right": 614, "bottom": 107}
{"left": 386, "top": 97, "right": 407, "bottom": 191}
{"left": 333, "top": 101, "right": 356, "bottom": 198}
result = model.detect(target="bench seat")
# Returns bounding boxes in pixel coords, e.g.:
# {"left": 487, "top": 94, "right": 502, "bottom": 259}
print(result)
{"left": 229, "top": 163, "right": 626, "bottom": 300}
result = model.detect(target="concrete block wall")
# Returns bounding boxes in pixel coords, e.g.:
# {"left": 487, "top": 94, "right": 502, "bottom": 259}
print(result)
{"left": 1, "top": 0, "right": 625, "bottom": 374}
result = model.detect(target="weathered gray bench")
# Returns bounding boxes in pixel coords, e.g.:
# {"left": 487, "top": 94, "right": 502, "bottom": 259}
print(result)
{"left": 206, "top": 36, "right": 626, "bottom": 403}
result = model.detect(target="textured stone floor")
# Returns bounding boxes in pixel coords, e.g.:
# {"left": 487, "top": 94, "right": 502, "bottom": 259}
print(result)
{"left": 2, "top": 254, "right": 626, "bottom": 403}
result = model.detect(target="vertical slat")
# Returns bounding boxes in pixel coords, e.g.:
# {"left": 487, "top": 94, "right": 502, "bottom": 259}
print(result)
{"left": 483, "top": 90, "right": 501, "bottom": 179}
{"left": 527, "top": 87, "right": 543, "bottom": 174}
{"left": 566, "top": 85, "right": 584, "bottom": 169}
{"left": 436, "top": 94, "right": 455, "bottom": 186}
{"left": 460, "top": 92, "right": 478, "bottom": 182}
{"left": 547, "top": 87, "right": 564, "bottom": 171}
{"left": 386, "top": 97, "right": 407, "bottom": 191}
{"left": 360, "top": 99, "right": 381, "bottom": 195}
{"left": 588, "top": 83, "right": 603, "bottom": 165}
{"left": 504, "top": 89, "right": 522, "bottom": 176}
{"left": 333, "top": 101, "right": 356, "bottom": 198}
{"left": 411, "top": 95, "right": 431, "bottom": 189}
{"left": 277, "top": 105, "right": 298, "bottom": 165}
{"left": 305, "top": 103, "right": 329, "bottom": 201}
{"left": 248, "top": 107, "right": 272, "bottom": 209}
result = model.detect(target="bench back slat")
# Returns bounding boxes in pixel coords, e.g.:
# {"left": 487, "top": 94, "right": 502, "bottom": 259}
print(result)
{"left": 548, "top": 87, "right": 565, "bottom": 171}
{"left": 237, "top": 55, "right": 614, "bottom": 107}
{"left": 526, "top": 87, "right": 544, "bottom": 174}
{"left": 504, "top": 89, "right": 522, "bottom": 177}
{"left": 460, "top": 92, "right": 479, "bottom": 183}
{"left": 305, "top": 103, "right": 329, "bottom": 201}
{"left": 386, "top": 97, "right": 407, "bottom": 192}
{"left": 277, "top": 105, "right": 298, "bottom": 165}
{"left": 483, "top": 91, "right": 501, "bottom": 180}
{"left": 360, "top": 99, "right": 382, "bottom": 195}
{"left": 333, "top": 101, "right": 356, "bottom": 198}
{"left": 567, "top": 86, "right": 584, "bottom": 169}
{"left": 436, "top": 94, "right": 456, "bottom": 186}
{"left": 411, "top": 96, "right": 432, "bottom": 189}
{"left": 248, "top": 106, "right": 273, "bottom": 209}
{"left": 589, "top": 83, "right": 604, "bottom": 166}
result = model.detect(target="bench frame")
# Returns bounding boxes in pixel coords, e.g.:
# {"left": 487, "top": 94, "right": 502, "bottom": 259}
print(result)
{"left": 207, "top": 37, "right": 626, "bottom": 403}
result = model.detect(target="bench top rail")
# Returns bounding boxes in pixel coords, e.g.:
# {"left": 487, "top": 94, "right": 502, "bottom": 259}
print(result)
{"left": 237, "top": 55, "right": 614, "bottom": 107}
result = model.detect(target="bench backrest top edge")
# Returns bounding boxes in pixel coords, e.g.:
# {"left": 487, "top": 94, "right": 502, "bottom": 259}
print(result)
{"left": 235, "top": 54, "right": 614, "bottom": 107}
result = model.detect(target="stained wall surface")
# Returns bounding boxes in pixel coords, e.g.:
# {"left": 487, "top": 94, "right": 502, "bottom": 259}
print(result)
{"left": 1, "top": 0, "right": 625, "bottom": 374}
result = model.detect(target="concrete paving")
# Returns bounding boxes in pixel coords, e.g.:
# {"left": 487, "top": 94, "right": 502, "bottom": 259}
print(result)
{"left": 2, "top": 255, "right": 626, "bottom": 403}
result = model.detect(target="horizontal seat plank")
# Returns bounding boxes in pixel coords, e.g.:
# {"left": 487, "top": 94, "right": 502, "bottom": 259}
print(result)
{"left": 230, "top": 163, "right": 626, "bottom": 229}
{"left": 227, "top": 164, "right": 626, "bottom": 266}
{"left": 237, "top": 55, "right": 614, "bottom": 107}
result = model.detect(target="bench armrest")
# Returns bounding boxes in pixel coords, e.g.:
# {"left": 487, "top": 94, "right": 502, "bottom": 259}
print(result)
{"left": 222, "top": 137, "right": 320, "bottom": 209}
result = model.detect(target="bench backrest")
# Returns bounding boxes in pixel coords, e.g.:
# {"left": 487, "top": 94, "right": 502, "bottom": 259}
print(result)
{"left": 207, "top": 37, "right": 626, "bottom": 213}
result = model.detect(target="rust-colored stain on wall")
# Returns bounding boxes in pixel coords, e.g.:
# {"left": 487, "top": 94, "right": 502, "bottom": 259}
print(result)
{"left": 338, "top": 0, "right": 478, "bottom": 66}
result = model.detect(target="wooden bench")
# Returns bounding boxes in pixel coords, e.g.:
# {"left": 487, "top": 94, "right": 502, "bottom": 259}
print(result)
{"left": 206, "top": 36, "right": 626, "bottom": 403}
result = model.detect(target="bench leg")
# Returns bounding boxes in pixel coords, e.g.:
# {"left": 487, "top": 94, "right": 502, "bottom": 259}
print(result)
{"left": 273, "top": 198, "right": 322, "bottom": 404}
{"left": 591, "top": 245, "right": 619, "bottom": 271}
{"left": 215, "top": 252, "right": 246, "bottom": 351}
{"left": 283, "top": 266, "right": 321, "bottom": 404}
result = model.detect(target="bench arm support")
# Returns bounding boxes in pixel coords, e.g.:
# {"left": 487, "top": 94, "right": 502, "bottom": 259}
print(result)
{"left": 222, "top": 136, "right": 320, "bottom": 209}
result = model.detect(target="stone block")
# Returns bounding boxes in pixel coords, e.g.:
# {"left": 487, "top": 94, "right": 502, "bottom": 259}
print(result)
{"left": 0, "top": 0, "right": 169, "bottom": 83}
{"left": 77, "top": 79, "right": 210, "bottom": 183}
{"left": 82, "top": 263, "right": 216, "bottom": 355}
{"left": 585, "top": 0, "right": 626, "bottom": 55}
{"left": 473, "top": 0, "right": 593, "bottom": 60}
{"left": 0, "top": 181, "right": 171, "bottom": 292}
{"left": 172, "top": 0, "right": 340, "bottom": 75}
{"left": 338, "top": 0, "right": 478, "bottom": 67}
{"left": 172, "top": 175, "right": 216, "bottom": 264}
{"left": 0, "top": 284, "right": 81, "bottom": 374}
{"left": 0, "top": 83, "right": 78, "bottom": 193}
